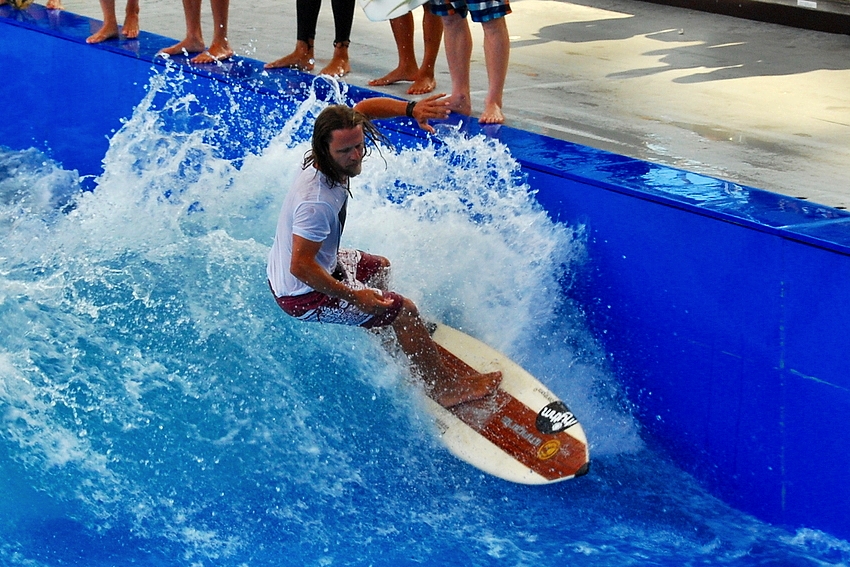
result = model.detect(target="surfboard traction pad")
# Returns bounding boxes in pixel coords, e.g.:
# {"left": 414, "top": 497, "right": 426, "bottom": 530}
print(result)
{"left": 427, "top": 324, "right": 590, "bottom": 484}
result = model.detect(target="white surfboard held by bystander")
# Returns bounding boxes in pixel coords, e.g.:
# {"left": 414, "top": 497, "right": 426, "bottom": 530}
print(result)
{"left": 357, "top": 0, "right": 429, "bottom": 22}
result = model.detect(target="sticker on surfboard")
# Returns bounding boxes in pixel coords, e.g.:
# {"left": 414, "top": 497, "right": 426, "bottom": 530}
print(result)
{"left": 358, "top": 0, "right": 429, "bottom": 22}
{"left": 423, "top": 323, "right": 590, "bottom": 484}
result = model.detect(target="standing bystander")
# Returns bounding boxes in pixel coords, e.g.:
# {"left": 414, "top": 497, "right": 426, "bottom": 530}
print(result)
{"left": 158, "top": 0, "right": 233, "bottom": 64}
{"left": 429, "top": 0, "right": 510, "bottom": 123}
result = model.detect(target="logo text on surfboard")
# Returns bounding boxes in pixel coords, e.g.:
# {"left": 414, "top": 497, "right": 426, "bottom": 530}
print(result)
{"left": 536, "top": 401, "right": 579, "bottom": 434}
{"left": 501, "top": 416, "right": 542, "bottom": 447}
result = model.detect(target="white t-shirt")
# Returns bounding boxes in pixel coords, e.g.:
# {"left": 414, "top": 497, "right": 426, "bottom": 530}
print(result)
{"left": 267, "top": 166, "right": 348, "bottom": 297}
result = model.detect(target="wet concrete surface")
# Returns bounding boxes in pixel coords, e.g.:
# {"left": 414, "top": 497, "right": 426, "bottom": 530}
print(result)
{"left": 69, "top": 0, "right": 850, "bottom": 208}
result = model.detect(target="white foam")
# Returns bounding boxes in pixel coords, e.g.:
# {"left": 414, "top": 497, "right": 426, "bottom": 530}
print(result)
{"left": 0, "top": 68, "right": 643, "bottom": 560}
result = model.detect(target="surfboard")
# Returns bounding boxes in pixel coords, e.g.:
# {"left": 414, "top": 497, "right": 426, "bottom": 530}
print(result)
{"left": 423, "top": 323, "right": 590, "bottom": 484}
{"left": 358, "top": 0, "right": 428, "bottom": 22}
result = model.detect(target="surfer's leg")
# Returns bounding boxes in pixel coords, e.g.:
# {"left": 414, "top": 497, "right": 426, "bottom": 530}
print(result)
{"left": 369, "top": 13, "right": 419, "bottom": 87}
{"left": 391, "top": 298, "right": 501, "bottom": 407}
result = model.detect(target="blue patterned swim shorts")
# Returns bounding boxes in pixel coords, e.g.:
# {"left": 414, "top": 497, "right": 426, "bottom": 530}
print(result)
{"left": 429, "top": 0, "right": 511, "bottom": 23}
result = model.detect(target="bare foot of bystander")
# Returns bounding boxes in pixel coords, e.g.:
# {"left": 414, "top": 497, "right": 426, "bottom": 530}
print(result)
{"left": 479, "top": 101, "right": 504, "bottom": 124}
{"left": 319, "top": 41, "right": 350, "bottom": 77}
{"left": 265, "top": 40, "right": 314, "bottom": 71}
{"left": 159, "top": 38, "right": 205, "bottom": 57}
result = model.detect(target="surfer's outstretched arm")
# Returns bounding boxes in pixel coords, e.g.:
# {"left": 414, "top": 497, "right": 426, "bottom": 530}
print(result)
{"left": 353, "top": 93, "right": 451, "bottom": 134}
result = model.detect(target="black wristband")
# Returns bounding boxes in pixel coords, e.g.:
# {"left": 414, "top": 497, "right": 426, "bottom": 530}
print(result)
{"left": 405, "top": 100, "right": 417, "bottom": 118}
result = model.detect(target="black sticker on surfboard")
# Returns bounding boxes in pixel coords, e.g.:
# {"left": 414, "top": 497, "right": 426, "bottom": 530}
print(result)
{"left": 536, "top": 401, "right": 579, "bottom": 434}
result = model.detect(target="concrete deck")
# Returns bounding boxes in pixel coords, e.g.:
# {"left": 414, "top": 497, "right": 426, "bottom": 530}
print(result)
{"left": 68, "top": 0, "right": 850, "bottom": 208}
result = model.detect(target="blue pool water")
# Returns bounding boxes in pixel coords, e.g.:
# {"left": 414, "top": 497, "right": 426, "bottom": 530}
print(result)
{"left": 1, "top": 67, "right": 849, "bottom": 567}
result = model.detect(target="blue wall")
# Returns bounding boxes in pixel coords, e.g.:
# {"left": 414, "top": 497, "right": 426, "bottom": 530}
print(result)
{"left": 2, "top": 4, "right": 849, "bottom": 540}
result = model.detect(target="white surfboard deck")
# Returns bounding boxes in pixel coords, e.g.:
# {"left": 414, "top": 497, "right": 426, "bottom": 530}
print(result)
{"left": 358, "top": 0, "right": 428, "bottom": 22}
{"left": 423, "top": 323, "right": 590, "bottom": 485}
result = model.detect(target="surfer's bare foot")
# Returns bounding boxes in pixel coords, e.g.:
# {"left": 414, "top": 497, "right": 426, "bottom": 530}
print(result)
{"left": 46, "top": 0, "right": 64, "bottom": 9}
{"left": 408, "top": 74, "right": 436, "bottom": 95}
{"left": 369, "top": 65, "right": 418, "bottom": 87}
{"left": 265, "top": 41, "right": 314, "bottom": 71}
{"left": 87, "top": 23, "right": 119, "bottom": 44}
{"left": 479, "top": 101, "right": 504, "bottom": 124}
{"left": 320, "top": 41, "right": 350, "bottom": 77}
{"left": 191, "top": 41, "right": 233, "bottom": 64}
{"left": 388, "top": 301, "right": 499, "bottom": 408}
{"left": 159, "top": 38, "right": 205, "bottom": 57}
{"left": 122, "top": 9, "right": 139, "bottom": 39}
{"left": 435, "top": 371, "right": 502, "bottom": 408}
{"left": 448, "top": 93, "right": 472, "bottom": 116}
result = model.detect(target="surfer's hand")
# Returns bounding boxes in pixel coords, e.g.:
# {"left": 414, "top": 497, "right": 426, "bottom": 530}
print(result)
{"left": 412, "top": 93, "right": 450, "bottom": 134}
{"left": 352, "top": 288, "right": 393, "bottom": 315}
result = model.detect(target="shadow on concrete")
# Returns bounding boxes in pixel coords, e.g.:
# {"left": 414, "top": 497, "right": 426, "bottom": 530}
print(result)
{"left": 515, "top": 0, "right": 850, "bottom": 83}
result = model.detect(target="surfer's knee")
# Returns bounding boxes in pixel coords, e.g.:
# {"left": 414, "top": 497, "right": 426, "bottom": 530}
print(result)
{"left": 374, "top": 255, "right": 391, "bottom": 280}
{"left": 375, "top": 255, "right": 391, "bottom": 270}
{"left": 400, "top": 296, "right": 419, "bottom": 318}
{"left": 390, "top": 296, "right": 420, "bottom": 327}
{"left": 359, "top": 252, "right": 392, "bottom": 288}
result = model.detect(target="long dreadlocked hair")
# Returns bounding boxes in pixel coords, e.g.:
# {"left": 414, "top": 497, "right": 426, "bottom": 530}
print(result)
{"left": 303, "top": 105, "right": 390, "bottom": 188}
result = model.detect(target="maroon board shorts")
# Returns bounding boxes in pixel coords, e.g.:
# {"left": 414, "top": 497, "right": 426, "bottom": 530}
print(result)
{"left": 271, "top": 249, "right": 404, "bottom": 329}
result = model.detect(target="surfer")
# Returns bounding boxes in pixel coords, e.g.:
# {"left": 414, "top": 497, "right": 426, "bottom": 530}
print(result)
{"left": 267, "top": 95, "right": 502, "bottom": 408}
